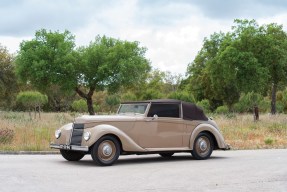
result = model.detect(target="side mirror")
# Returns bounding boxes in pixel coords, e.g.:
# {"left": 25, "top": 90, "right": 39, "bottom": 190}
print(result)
{"left": 146, "top": 114, "right": 158, "bottom": 122}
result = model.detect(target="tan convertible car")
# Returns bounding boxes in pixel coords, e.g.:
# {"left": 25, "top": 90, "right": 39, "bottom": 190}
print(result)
{"left": 50, "top": 99, "right": 229, "bottom": 166}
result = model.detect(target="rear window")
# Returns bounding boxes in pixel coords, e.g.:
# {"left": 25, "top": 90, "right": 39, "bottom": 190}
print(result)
{"left": 147, "top": 104, "right": 180, "bottom": 118}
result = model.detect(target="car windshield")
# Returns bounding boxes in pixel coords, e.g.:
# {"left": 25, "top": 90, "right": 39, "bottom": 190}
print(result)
{"left": 118, "top": 103, "right": 148, "bottom": 115}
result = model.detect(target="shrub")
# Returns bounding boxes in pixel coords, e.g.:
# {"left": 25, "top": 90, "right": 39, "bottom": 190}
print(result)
{"left": 71, "top": 99, "right": 87, "bottom": 112}
{"left": 121, "top": 92, "right": 137, "bottom": 102}
{"left": 105, "top": 95, "right": 121, "bottom": 112}
{"left": 234, "top": 92, "right": 263, "bottom": 113}
{"left": 196, "top": 99, "right": 211, "bottom": 113}
{"left": 168, "top": 91, "right": 196, "bottom": 103}
{"left": 264, "top": 137, "right": 274, "bottom": 145}
{"left": 16, "top": 91, "right": 48, "bottom": 119}
{"left": 215, "top": 105, "right": 229, "bottom": 114}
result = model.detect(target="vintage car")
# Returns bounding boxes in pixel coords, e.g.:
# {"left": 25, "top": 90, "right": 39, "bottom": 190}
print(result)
{"left": 50, "top": 99, "right": 229, "bottom": 166}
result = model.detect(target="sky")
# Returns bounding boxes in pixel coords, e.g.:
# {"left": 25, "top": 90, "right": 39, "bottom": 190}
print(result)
{"left": 1, "top": 0, "right": 287, "bottom": 75}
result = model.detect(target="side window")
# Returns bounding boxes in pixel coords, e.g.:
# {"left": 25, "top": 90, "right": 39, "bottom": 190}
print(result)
{"left": 147, "top": 104, "right": 180, "bottom": 118}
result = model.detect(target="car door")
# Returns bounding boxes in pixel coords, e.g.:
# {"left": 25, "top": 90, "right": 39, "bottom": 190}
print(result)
{"left": 136, "top": 103, "right": 184, "bottom": 149}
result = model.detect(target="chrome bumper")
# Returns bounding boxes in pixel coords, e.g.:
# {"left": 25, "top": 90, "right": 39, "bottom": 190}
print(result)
{"left": 50, "top": 143, "right": 89, "bottom": 152}
{"left": 223, "top": 144, "right": 231, "bottom": 150}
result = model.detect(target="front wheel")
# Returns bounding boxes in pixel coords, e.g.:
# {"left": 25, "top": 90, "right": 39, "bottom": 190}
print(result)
{"left": 60, "top": 150, "right": 85, "bottom": 161}
{"left": 191, "top": 132, "right": 214, "bottom": 160}
{"left": 91, "top": 136, "right": 120, "bottom": 166}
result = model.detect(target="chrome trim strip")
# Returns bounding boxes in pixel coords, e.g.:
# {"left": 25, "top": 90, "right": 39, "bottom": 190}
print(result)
{"left": 50, "top": 143, "right": 89, "bottom": 152}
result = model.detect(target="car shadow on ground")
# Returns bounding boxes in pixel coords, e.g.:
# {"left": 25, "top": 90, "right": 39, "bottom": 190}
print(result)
{"left": 58, "top": 154, "right": 228, "bottom": 167}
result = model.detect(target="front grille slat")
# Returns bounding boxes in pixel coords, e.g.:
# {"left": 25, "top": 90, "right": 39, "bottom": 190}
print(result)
{"left": 70, "top": 123, "right": 84, "bottom": 146}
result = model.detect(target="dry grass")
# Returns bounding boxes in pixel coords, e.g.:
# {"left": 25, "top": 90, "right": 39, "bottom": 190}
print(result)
{"left": 0, "top": 111, "right": 74, "bottom": 151}
{"left": 0, "top": 112, "right": 286, "bottom": 151}
{"left": 216, "top": 113, "right": 287, "bottom": 149}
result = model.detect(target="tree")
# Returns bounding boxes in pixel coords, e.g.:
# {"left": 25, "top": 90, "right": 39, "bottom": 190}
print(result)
{"left": 0, "top": 44, "right": 18, "bottom": 109}
{"left": 258, "top": 23, "right": 287, "bottom": 114}
{"left": 186, "top": 32, "right": 225, "bottom": 108}
{"left": 16, "top": 30, "right": 151, "bottom": 115}
{"left": 186, "top": 19, "right": 287, "bottom": 113}
{"left": 76, "top": 36, "right": 150, "bottom": 114}
{"left": 16, "top": 91, "right": 48, "bottom": 119}
{"left": 105, "top": 95, "right": 121, "bottom": 112}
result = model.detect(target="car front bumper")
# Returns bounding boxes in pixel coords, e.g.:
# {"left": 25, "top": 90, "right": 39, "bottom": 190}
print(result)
{"left": 50, "top": 143, "right": 89, "bottom": 152}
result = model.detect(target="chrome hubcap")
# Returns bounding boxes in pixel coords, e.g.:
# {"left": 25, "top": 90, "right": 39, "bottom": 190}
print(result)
{"left": 199, "top": 139, "right": 207, "bottom": 151}
{"left": 98, "top": 140, "right": 116, "bottom": 162}
{"left": 195, "top": 136, "right": 211, "bottom": 157}
{"left": 102, "top": 144, "right": 112, "bottom": 156}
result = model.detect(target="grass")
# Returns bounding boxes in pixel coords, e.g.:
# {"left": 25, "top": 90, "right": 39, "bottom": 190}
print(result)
{"left": 0, "top": 112, "right": 286, "bottom": 151}
{"left": 215, "top": 113, "right": 287, "bottom": 149}
{"left": 0, "top": 111, "right": 74, "bottom": 151}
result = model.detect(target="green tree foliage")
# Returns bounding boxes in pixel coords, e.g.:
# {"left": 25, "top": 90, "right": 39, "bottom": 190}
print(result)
{"left": 16, "top": 29, "right": 77, "bottom": 90}
{"left": 105, "top": 95, "right": 121, "bottom": 112}
{"left": 168, "top": 91, "right": 195, "bottom": 103}
{"left": 16, "top": 30, "right": 151, "bottom": 115}
{"left": 121, "top": 91, "right": 137, "bottom": 102}
{"left": 215, "top": 106, "right": 229, "bottom": 114}
{"left": 233, "top": 92, "right": 263, "bottom": 113}
{"left": 16, "top": 91, "right": 48, "bottom": 119}
{"left": 0, "top": 44, "right": 18, "bottom": 109}
{"left": 187, "top": 19, "right": 287, "bottom": 113}
{"left": 196, "top": 99, "right": 211, "bottom": 113}
{"left": 75, "top": 36, "right": 151, "bottom": 115}
{"left": 71, "top": 99, "right": 87, "bottom": 113}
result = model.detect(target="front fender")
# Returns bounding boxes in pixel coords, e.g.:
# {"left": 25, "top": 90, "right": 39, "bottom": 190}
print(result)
{"left": 84, "top": 124, "right": 146, "bottom": 152}
{"left": 189, "top": 123, "right": 227, "bottom": 150}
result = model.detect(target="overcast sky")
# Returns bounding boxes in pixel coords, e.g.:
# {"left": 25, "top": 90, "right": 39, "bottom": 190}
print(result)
{"left": 1, "top": 0, "right": 287, "bottom": 75}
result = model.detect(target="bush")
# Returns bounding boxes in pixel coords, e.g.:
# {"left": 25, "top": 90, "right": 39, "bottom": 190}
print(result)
{"left": 259, "top": 97, "right": 270, "bottom": 113}
{"left": 16, "top": 91, "right": 48, "bottom": 110}
{"left": 276, "top": 101, "right": 284, "bottom": 113}
{"left": 264, "top": 137, "right": 274, "bottom": 145}
{"left": 168, "top": 91, "right": 196, "bottom": 103}
{"left": 71, "top": 99, "right": 87, "bottom": 112}
{"left": 215, "top": 105, "right": 229, "bottom": 114}
{"left": 0, "top": 128, "right": 14, "bottom": 144}
{"left": 105, "top": 95, "right": 121, "bottom": 112}
{"left": 196, "top": 99, "right": 211, "bottom": 113}
{"left": 121, "top": 92, "right": 137, "bottom": 102}
{"left": 233, "top": 92, "right": 263, "bottom": 113}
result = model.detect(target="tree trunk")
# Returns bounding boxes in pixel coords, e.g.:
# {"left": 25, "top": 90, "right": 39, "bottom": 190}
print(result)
{"left": 86, "top": 96, "right": 94, "bottom": 115}
{"left": 253, "top": 105, "right": 259, "bottom": 121}
{"left": 271, "top": 83, "right": 277, "bottom": 115}
{"left": 75, "top": 87, "right": 95, "bottom": 115}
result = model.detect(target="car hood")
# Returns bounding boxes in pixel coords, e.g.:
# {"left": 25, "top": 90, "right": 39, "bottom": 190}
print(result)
{"left": 74, "top": 114, "right": 143, "bottom": 124}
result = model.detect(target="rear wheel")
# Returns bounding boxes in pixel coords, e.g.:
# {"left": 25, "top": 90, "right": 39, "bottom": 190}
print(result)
{"left": 91, "top": 136, "right": 120, "bottom": 166}
{"left": 60, "top": 150, "right": 85, "bottom": 161}
{"left": 159, "top": 153, "right": 174, "bottom": 158}
{"left": 191, "top": 132, "right": 214, "bottom": 160}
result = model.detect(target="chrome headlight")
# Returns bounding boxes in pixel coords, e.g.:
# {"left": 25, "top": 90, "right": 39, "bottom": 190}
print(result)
{"left": 55, "top": 129, "right": 61, "bottom": 139}
{"left": 83, "top": 131, "right": 91, "bottom": 141}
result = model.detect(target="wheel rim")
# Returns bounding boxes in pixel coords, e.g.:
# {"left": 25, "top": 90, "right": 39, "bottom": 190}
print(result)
{"left": 98, "top": 140, "right": 116, "bottom": 162}
{"left": 195, "top": 136, "right": 211, "bottom": 157}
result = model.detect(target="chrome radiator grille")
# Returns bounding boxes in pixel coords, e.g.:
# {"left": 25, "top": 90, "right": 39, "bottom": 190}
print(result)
{"left": 70, "top": 123, "right": 84, "bottom": 146}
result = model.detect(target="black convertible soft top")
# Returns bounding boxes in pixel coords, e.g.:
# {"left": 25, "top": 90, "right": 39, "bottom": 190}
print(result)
{"left": 122, "top": 99, "right": 208, "bottom": 121}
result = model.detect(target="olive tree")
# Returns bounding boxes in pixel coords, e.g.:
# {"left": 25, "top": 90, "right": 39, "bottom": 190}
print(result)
{"left": 16, "top": 30, "right": 151, "bottom": 115}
